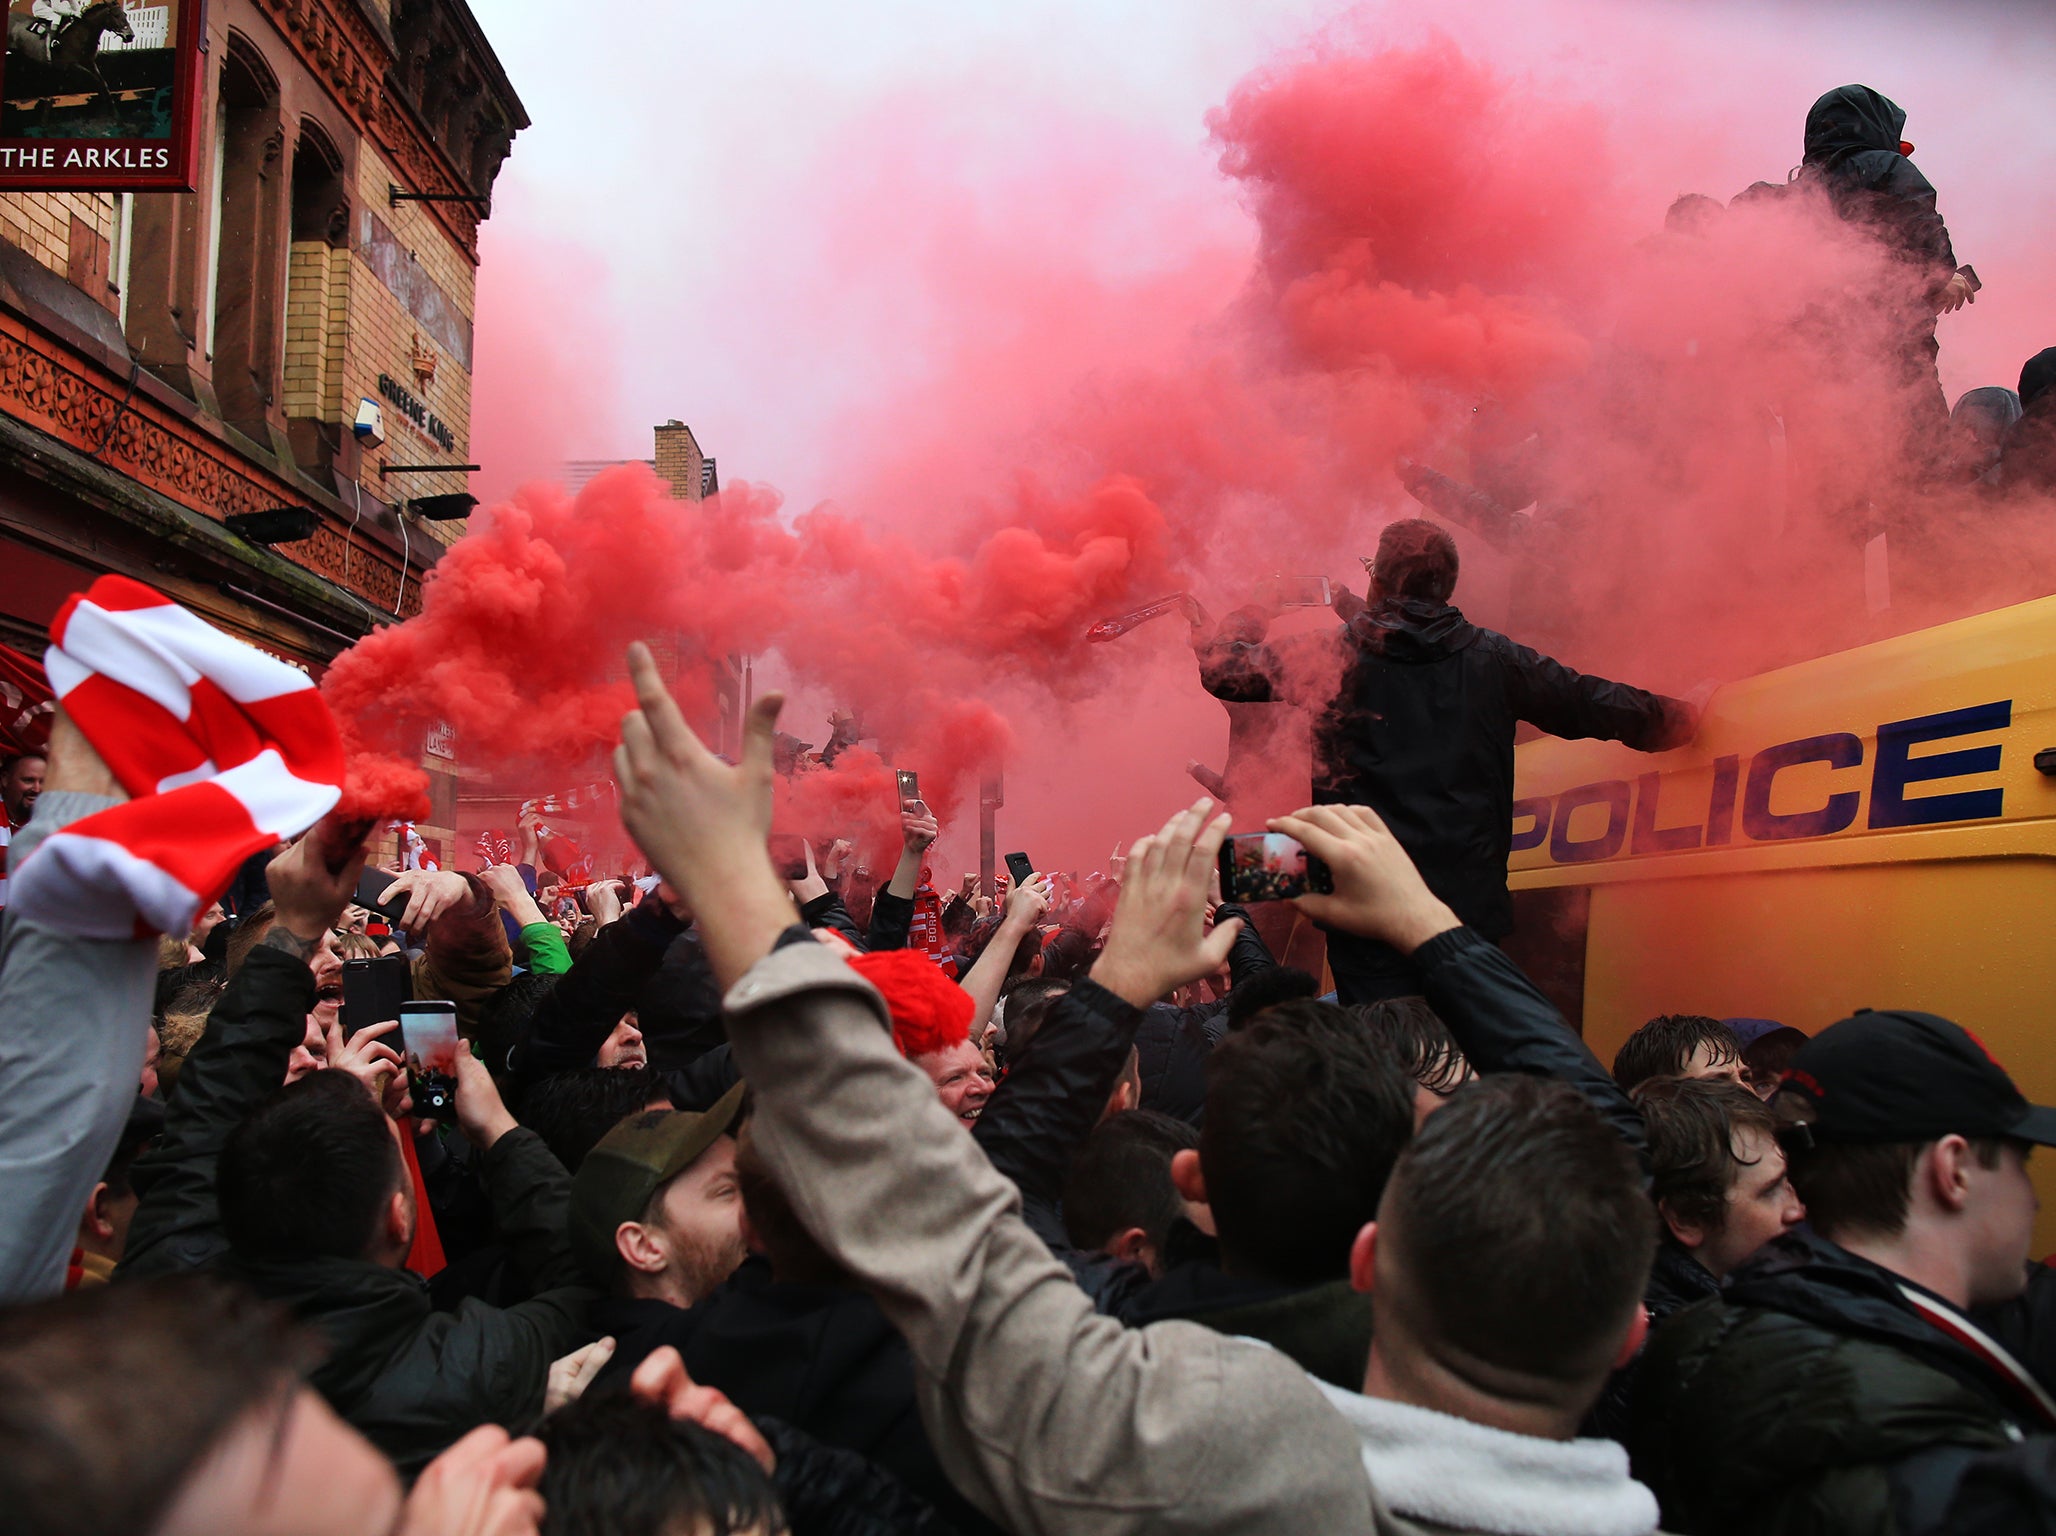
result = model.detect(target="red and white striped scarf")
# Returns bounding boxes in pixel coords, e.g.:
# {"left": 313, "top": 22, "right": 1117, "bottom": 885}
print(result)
{"left": 9, "top": 577, "right": 344, "bottom": 939}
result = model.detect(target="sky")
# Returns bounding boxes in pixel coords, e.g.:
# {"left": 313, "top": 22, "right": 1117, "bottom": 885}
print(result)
{"left": 468, "top": 0, "right": 2056, "bottom": 512}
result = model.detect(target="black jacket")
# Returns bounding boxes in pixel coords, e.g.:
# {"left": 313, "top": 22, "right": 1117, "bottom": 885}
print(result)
{"left": 758, "top": 1417, "right": 968, "bottom": 1536}
{"left": 119, "top": 944, "right": 593, "bottom": 1472}
{"left": 242, "top": 1127, "right": 592, "bottom": 1474}
{"left": 589, "top": 1265, "right": 996, "bottom": 1534}
{"left": 974, "top": 978, "right": 1142, "bottom": 1249}
{"left": 800, "top": 889, "right": 867, "bottom": 950}
{"left": 1120, "top": 1260, "right": 1374, "bottom": 1390}
{"left": 1203, "top": 598, "right": 1690, "bottom": 939}
{"left": 1630, "top": 1229, "right": 2056, "bottom": 1536}
{"left": 1587, "top": 1241, "right": 1719, "bottom": 1441}
{"left": 1802, "top": 85, "right": 1959, "bottom": 288}
{"left": 122, "top": 945, "right": 312, "bottom": 1278}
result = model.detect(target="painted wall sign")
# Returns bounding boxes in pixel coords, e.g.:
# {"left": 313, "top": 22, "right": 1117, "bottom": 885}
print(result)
{"left": 0, "top": 0, "right": 203, "bottom": 191}
{"left": 1512, "top": 701, "right": 2014, "bottom": 867}
{"left": 376, "top": 371, "right": 455, "bottom": 452}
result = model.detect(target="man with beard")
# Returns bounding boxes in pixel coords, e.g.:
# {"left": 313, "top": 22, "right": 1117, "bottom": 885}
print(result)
{"left": 569, "top": 1083, "right": 751, "bottom": 1373}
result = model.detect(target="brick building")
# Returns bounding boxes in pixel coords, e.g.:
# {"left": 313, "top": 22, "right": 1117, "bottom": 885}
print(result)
{"left": 0, "top": 0, "right": 525, "bottom": 865}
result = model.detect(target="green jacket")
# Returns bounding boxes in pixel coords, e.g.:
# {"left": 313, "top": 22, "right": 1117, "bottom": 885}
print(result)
{"left": 1630, "top": 1231, "right": 2046, "bottom": 1536}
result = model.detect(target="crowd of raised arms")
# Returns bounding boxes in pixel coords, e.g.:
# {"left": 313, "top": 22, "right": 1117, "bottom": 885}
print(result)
{"left": 7, "top": 80, "right": 2056, "bottom": 1536}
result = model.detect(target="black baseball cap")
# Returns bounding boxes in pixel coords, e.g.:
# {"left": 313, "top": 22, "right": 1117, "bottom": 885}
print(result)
{"left": 569, "top": 1082, "right": 746, "bottom": 1283}
{"left": 1779, "top": 1009, "right": 2056, "bottom": 1147}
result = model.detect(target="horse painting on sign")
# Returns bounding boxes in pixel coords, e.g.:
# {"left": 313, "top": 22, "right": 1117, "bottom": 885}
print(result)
{"left": 5, "top": 2, "right": 133, "bottom": 94}
{"left": 3, "top": 0, "right": 177, "bottom": 140}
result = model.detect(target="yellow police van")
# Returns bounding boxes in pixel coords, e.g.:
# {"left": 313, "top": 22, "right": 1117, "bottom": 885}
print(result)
{"left": 1507, "top": 595, "right": 2056, "bottom": 1249}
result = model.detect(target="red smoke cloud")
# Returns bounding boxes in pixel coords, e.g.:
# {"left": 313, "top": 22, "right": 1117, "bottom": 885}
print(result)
{"left": 328, "top": 20, "right": 2056, "bottom": 871}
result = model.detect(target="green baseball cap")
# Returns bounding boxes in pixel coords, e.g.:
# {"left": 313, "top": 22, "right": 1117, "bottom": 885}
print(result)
{"left": 569, "top": 1082, "right": 747, "bottom": 1284}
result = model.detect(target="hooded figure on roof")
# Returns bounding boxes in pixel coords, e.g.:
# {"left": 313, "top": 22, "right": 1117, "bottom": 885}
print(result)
{"left": 1798, "top": 86, "right": 1977, "bottom": 478}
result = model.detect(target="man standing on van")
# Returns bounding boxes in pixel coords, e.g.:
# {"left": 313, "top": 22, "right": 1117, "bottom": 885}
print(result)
{"left": 1199, "top": 518, "right": 1695, "bottom": 1003}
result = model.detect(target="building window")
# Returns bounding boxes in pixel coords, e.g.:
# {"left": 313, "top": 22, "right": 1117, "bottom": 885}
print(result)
{"left": 283, "top": 122, "right": 350, "bottom": 476}
{"left": 208, "top": 34, "right": 286, "bottom": 443}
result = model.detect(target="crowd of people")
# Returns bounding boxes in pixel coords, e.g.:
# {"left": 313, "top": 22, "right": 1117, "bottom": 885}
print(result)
{"left": 7, "top": 80, "right": 2056, "bottom": 1536}
{"left": 5, "top": 617, "right": 2056, "bottom": 1535}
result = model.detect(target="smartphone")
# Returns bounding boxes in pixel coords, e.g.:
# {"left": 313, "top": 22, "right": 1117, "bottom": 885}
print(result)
{"left": 399, "top": 1000, "right": 461, "bottom": 1121}
{"left": 896, "top": 769, "right": 922, "bottom": 811}
{"left": 1274, "top": 575, "right": 1333, "bottom": 609}
{"left": 1004, "top": 851, "right": 1036, "bottom": 890}
{"left": 769, "top": 834, "right": 809, "bottom": 880}
{"left": 1218, "top": 832, "right": 1333, "bottom": 903}
{"left": 353, "top": 868, "right": 411, "bottom": 925}
{"left": 341, "top": 953, "right": 411, "bottom": 1039}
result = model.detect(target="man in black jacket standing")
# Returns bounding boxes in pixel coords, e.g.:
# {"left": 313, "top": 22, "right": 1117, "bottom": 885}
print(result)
{"left": 1201, "top": 517, "right": 1694, "bottom": 1003}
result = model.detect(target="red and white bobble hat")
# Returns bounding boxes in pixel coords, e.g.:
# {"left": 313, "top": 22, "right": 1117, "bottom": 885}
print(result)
{"left": 9, "top": 576, "right": 344, "bottom": 939}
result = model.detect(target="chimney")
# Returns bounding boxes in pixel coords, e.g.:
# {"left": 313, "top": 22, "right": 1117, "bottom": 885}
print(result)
{"left": 652, "top": 419, "right": 706, "bottom": 502}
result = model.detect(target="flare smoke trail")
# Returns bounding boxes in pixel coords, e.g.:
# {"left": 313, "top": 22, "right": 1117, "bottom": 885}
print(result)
{"left": 330, "top": 8, "right": 2056, "bottom": 872}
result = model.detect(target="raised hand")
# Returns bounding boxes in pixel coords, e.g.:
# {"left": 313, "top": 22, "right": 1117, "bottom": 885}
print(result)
{"left": 453, "top": 1038, "right": 518, "bottom": 1151}
{"left": 544, "top": 1336, "right": 617, "bottom": 1415}
{"left": 584, "top": 879, "right": 624, "bottom": 927}
{"left": 1269, "top": 803, "right": 1459, "bottom": 955}
{"left": 1003, "top": 871, "right": 1053, "bottom": 930}
{"left": 614, "top": 642, "right": 793, "bottom": 988}
{"left": 267, "top": 818, "right": 370, "bottom": 945}
{"left": 1088, "top": 800, "right": 1241, "bottom": 1008}
{"left": 324, "top": 1018, "right": 402, "bottom": 1102}
{"left": 901, "top": 807, "right": 940, "bottom": 854}
{"left": 376, "top": 868, "right": 471, "bottom": 933}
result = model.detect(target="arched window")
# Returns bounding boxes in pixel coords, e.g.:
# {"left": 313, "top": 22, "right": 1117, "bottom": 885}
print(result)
{"left": 207, "top": 34, "right": 286, "bottom": 443}
{"left": 283, "top": 119, "right": 350, "bottom": 475}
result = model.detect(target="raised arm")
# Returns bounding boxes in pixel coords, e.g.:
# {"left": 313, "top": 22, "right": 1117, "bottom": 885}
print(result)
{"left": 789, "top": 837, "right": 865, "bottom": 948}
{"left": 611, "top": 646, "right": 1372, "bottom": 1533}
{"left": 514, "top": 889, "right": 688, "bottom": 1090}
{"left": 0, "top": 714, "right": 155, "bottom": 1302}
{"left": 1276, "top": 803, "right": 1645, "bottom": 1164}
{"left": 869, "top": 806, "right": 938, "bottom": 949}
{"left": 480, "top": 861, "right": 569, "bottom": 977}
{"left": 958, "top": 872, "right": 1049, "bottom": 1031}
{"left": 1497, "top": 637, "right": 1696, "bottom": 753}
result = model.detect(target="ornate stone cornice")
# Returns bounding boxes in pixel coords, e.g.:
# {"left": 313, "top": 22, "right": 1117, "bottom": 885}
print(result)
{"left": 0, "top": 314, "right": 422, "bottom": 616}
{"left": 248, "top": 0, "right": 492, "bottom": 260}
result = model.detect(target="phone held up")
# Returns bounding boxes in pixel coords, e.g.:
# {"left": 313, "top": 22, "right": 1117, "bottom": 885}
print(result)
{"left": 1003, "top": 851, "right": 1036, "bottom": 891}
{"left": 896, "top": 769, "right": 922, "bottom": 814}
{"left": 340, "top": 953, "right": 410, "bottom": 1039}
{"left": 352, "top": 868, "right": 411, "bottom": 926}
{"left": 1218, "top": 832, "right": 1333, "bottom": 904}
{"left": 1274, "top": 575, "right": 1333, "bottom": 609}
{"left": 399, "top": 1000, "right": 461, "bottom": 1121}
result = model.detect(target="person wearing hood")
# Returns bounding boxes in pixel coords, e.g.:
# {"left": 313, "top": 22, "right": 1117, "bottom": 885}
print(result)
{"left": 1800, "top": 85, "right": 1978, "bottom": 472}
{"left": 1199, "top": 518, "right": 1694, "bottom": 1004}
{"left": 2001, "top": 347, "right": 2056, "bottom": 495}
